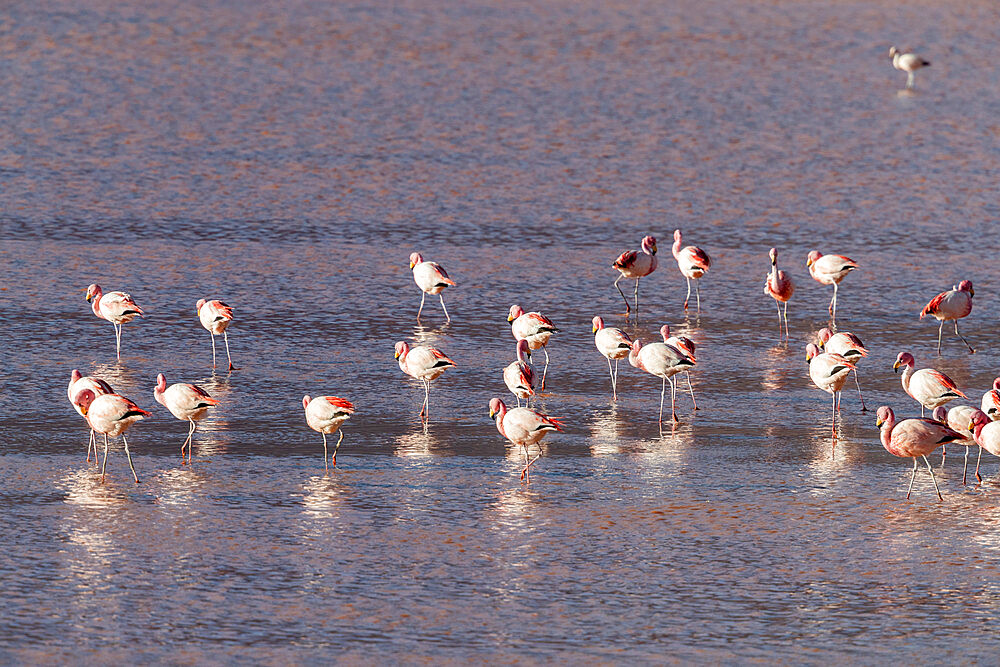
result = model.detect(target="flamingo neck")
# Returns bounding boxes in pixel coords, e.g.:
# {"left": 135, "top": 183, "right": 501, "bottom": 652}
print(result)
{"left": 973, "top": 421, "right": 986, "bottom": 444}
{"left": 495, "top": 406, "right": 507, "bottom": 437}
{"left": 91, "top": 292, "right": 103, "bottom": 317}
{"left": 879, "top": 419, "right": 895, "bottom": 451}
{"left": 899, "top": 364, "right": 912, "bottom": 393}
{"left": 672, "top": 236, "right": 682, "bottom": 259}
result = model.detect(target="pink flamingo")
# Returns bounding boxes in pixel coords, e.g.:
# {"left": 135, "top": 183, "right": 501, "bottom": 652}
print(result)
{"left": 876, "top": 406, "right": 963, "bottom": 500}
{"left": 806, "top": 343, "right": 855, "bottom": 443}
{"left": 410, "top": 252, "right": 456, "bottom": 321}
{"left": 628, "top": 338, "right": 695, "bottom": 424}
{"left": 660, "top": 324, "right": 698, "bottom": 409}
{"left": 920, "top": 280, "right": 975, "bottom": 354}
{"left": 817, "top": 327, "right": 868, "bottom": 411}
{"left": 68, "top": 370, "right": 114, "bottom": 464}
{"left": 508, "top": 305, "right": 557, "bottom": 390}
{"left": 612, "top": 235, "right": 657, "bottom": 316}
{"left": 969, "top": 411, "right": 1000, "bottom": 483}
{"left": 980, "top": 378, "right": 1000, "bottom": 420}
{"left": 592, "top": 316, "right": 632, "bottom": 400}
{"left": 889, "top": 46, "right": 930, "bottom": 90}
{"left": 672, "top": 229, "right": 711, "bottom": 311}
{"left": 302, "top": 395, "right": 356, "bottom": 473}
{"left": 72, "top": 390, "right": 151, "bottom": 483}
{"left": 764, "top": 248, "right": 794, "bottom": 340}
{"left": 933, "top": 405, "right": 987, "bottom": 484}
{"left": 488, "top": 397, "right": 562, "bottom": 483}
{"left": 197, "top": 299, "right": 236, "bottom": 370}
{"left": 806, "top": 251, "right": 857, "bottom": 325}
{"left": 503, "top": 339, "right": 535, "bottom": 407}
{"left": 395, "top": 341, "right": 456, "bottom": 422}
{"left": 154, "top": 373, "right": 221, "bottom": 464}
{"left": 85, "top": 284, "right": 144, "bottom": 362}
{"left": 893, "top": 351, "right": 966, "bottom": 417}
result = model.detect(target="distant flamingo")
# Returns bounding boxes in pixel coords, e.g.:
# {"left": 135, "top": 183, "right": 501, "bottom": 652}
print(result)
{"left": 933, "top": 405, "right": 986, "bottom": 485}
{"left": 806, "top": 251, "right": 857, "bottom": 326}
{"left": 764, "top": 248, "right": 794, "bottom": 340}
{"left": 672, "top": 229, "right": 711, "bottom": 311}
{"left": 920, "top": 280, "right": 975, "bottom": 354}
{"left": 303, "top": 395, "right": 356, "bottom": 473}
{"left": 876, "top": 406, "right": 962, "bottom": 501}
{"left": 806, "top": 343, "right": 855, "bottom": 443}
{"left": 68, "top": 370, "right": 113, "bottom": 464}
{"left": 154, "top": 373, "right": 221, "bottom": 464}
{"left": 817, "top": 327, "right": 868, "bottom": 411}
{"left": 628, "top": 338, "right": 694, "bottom": 424}
{"left": 503, "top": 339, "right": 535, "bottom": 407}
{"left": 592, "top": 316, "right": 632, "bottom": 400}
{"left": 85, "top": 284, "right": 144, "bottom": 362}
{"left": 969, "top": 411, "right": 1000, "bottom": 483}
{"left": 889, "top": 46, "right": 930, "bottom": 90}
{"left": 395, "top": 341, "right": 456, "bottom": 422}
{"left": 893, "top": 351, "right": 966, "bottom": 417}
{"left": 981, "top": 378, "right": 1000, "bottom": 420}
{"left": 488, "top": 397, "right": 562, "bottom": 483}
{"left": 612, "top": 235, "right": 657, "bottom": 316}
{"left": 660, "top": 324, "right": 698, "bottom": 410}
{"left": 410, "top": 252, "right": 456, "bottom": 321}
{"left": 197, "top": 299, "right": 236, "bottom": 370}
{"left": 72, "top": 390, "right": 151, "bottom": 483}
{"left": 508, "top": 305, "right": 557, "bottom": 390}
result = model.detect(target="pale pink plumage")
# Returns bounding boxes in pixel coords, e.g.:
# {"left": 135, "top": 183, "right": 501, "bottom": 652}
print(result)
{"left": 489, "top": 397, "right": 562, "bottom": 483}
{"left": 893, "top": 351, "right": 966, "bottom": 416}
{"left": 303, "top": 395, "right": 356, "bottom": 472}
{"left": 154, "top": 373, "right": 221, "bottom": 464}
{"left": 503, "top": 339, "right": 535, "bottom": 407}
{"left": 980, "top": 378, "right": 1000, "bottom": 421}
{"left": 612, "top": 235, "right": 657, "bottom": 315}
{"left": 197, "top": 298, "right": 236, "bottom": 371}
{"left": 806, "top": 251, "right": 857, "bottom": 324}
{"left": 592, "top": 316, "right": 632, "bottom": 400}
{"left": 628, "top": 337, "right": 695, "bottom": 424}
{"left": 395, "top": 341, "right": 456, "bottom": 421}
{"left": 410, "top": 252, "right": 456, "bottom": 321}
{"left": 919, "top": 281, "right": 975, "bottom": 354}
{"left": 817, "top": 327, "right": 868, "bottom": 411}
{"left": 876, "top": 405, "right": 962, "bottom": 500}
{"left": 85, "top": 283, "right": 144, "bottom": 362}
{"left": 72, "top": 389, "right": 151, "bottom": 483}
{"left": 660, "top": 324, "right": 698, "bottom": 410}
{"left": 806, "top": 343, "right": 855, "bottom": 444}
{"left": 970, "top": 411, "right": 1000, "bottom": 483}
{"left": 933, "top": 404, "right": 987, "bottom": 484}
{"left": 68, "top": 369, "right": 114, "bottom": 464}
{"left": 764, "top": 248, "right": 794, "bottom": 340}
{"left": 508, "top": 305, "right": 556, "bottom": 390}
{"left": 672, "top": 229, "right": 711, "bottom": 311}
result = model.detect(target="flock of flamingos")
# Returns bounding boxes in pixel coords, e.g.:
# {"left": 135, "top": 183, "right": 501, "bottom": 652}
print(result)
{"left": 69, "top": 222, "right": 994, "bottom": 499}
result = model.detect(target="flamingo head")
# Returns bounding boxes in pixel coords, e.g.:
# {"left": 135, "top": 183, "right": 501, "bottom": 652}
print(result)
{"left": 507, "top": 304, "right": 524, "bottom": 322}
{"left": 302, "top": 395, "right": 312, "bottom": 410}
{"left": 816, "top": 327, "right": 833, "bottom": 347}
{"left": 893, "top": 351, "right": 915, "bottom": 373}
{"left": 958, "top": 280, "right": 974, "bottom": 296}
{"left": 659, "top": 324, "right": 671, "bottom": 342}
{"left": 394, "top": 341, "right": 409, "bottom": 360}
{"left": 769, "top": 247, "right": 777, "bottom": 265}
{"left": 516, "top": 338, "right": 531, "bottom": 362}
{"left": 196, "top": 298, "right": 207, "bottom": 313}
{"left": 155, "top": 373, "right": 167, "bottom": 392}
{"left": 875, "top": 405, "right": 895, "bottom": 429}
{"left": 932, "top": 406, "right": 948, "bottom": 423}
{"left": 889, "top": 46, "right": 899, "bottom": 60}
{"left": 85, "top": 283, "right": 101, "bottom": 302}
{"left": 73, "top": 388, "right": 97, "bottom": 415}
{"left": 488, "top": 397, "right": 506, "bottom": 421}
{"left": 805, "top": 343, "right": 821, "bottom": 363}
{"left": 70, "top": 369, "right": 82, "bottom": 383}
{"left": 641, "top": 235, "right": 657, "bottom": 255}
{"left": 591, "top": 316, "right": 604, "bottom": 333}
{"left": 806, "top": 250, "right": 821, "bottom": 267}
{"left": 409, "top": 252, "right": 423, "bottom": 269}
{"left": 628, "top": 339, "right": 642, "bottom": 367}
{"left": 993, "top": 377, "right": 1000, "bottom": 391}
{"left": 970, "top": 410, "right": 991, "bottom": 438}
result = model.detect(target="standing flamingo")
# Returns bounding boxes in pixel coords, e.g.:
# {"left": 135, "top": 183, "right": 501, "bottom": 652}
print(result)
{"left": 817, "top": 327, "right": 868, "bottom": 411}
{"left": 628, "top": 338, "right": 694, "bottom": 424}
{"left": 410, "top": 252, "right": 456, "bottom": 321}
{"left": 303, "top": 395, "right": 356, "bottom": 473}
{"left": 72, "top": 390, "right": 151, "bottom": 483}
{"left": 672, "top": 229, "right": 711, "bottom": 311}
{"left": 920, "top": 280, "right": 975, "bottom": 354}
{"left": 968, "top": 411, "right": 1000, "bottom": 483}
{"left": 395, "top": 341, "right": 456, "bottom": 422}
{"left": 68, "top": 370, "right": 114, "bottom": 464}
{"left": 806, "top": 343, "right": 855, "bottom": 443}
{"left": 981, "top": 378, "right": 1000, "bottom": 420}
{"left": 893, "top": 351, "right": 966, "bottom": 417}
{"left": 660, "top": 325, "right": 698, "bottom": 409}
{"left": 197, "top": 299, "right": 236, "bottom": 370}
{"left": 508, "top": 305, "right": 557, "bottom": 390}
{"left": 503, "top": 339, "right": 535, "bottom": 407}
{"left": 876, "top": 406, "right": 962, "bottom": 501}
{"left": 488, "top": 397, "right": 562, "bottom": 483}
{"left": 592, "top": 316, "right": 632, "bottom": 400}
{"left": 153, "top": 373, "right": 221, "bottom": 464}
{"left": 764, "top": 248, "right": 794, "bottom": 340}
{"left": 933, "top": 405, "right": 987, "bottom": 485}
{"left": 889, "top": 46, "right": 930, "bottom": 90}
{"left": 85, "top": 284, "right": 144, "bottom": 362}
{"left": 612, "top": 235, "right": 657, "bottom": 316}
{"left": 806, "top": 251, "right": 857, "bottom": 326}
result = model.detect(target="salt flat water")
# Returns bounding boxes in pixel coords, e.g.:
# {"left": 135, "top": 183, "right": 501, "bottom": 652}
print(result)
{"left": 4, "top": 0, "right": 1000, "bottom": 662}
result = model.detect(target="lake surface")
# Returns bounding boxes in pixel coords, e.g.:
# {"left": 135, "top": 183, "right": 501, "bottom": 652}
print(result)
{"left": 4, "top": 0, "right": 1000, "bottom": 661}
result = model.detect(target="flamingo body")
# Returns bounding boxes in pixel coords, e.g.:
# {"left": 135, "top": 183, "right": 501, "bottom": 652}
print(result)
{"left": 593, "top": 316, "right": 631, "bottom": 400}
{"left": 68, "top": 370, "right": 114, "bottom": 463}
{"left": 612, "top": 235, "right": 657, "bottom": 315}
{"left": 410, "top": 252, "right": 456, "bottom": 320}
{"left": 764, "top": 248, "right": 794, "bottom": 340}
{"left": 303, "top": 394, "right": 356, "bottom": 471}
{"left": 85, "top": 284, "right": 144, "bottom": 361}
{"left": 672, "top": 229, "right": 711, "bottom": 311}
{"left": 877, "top": 405, "right": 961, "bottom": 500}
{"left": 629, "top": 338, "right": 694, "bottom": 423}
{"left": 73, "top": 390, "right": 151, "bottom": 483}
{"left": 197, "top": 298, "right": 237, "bottom": 370}
{"left": 489, "top": 397, "right": 562, "bottom": 482}
{"left": 154, "top": 373, "right": 220, "bottom": 463}
{"left": 503, "top": 339, "right": 535, "bottom": 406}
{"left": 395, "top": 341, "right": 455, "bottom": 421}
{"left": 894, "top": 351, "right": 966, "bottom": 415}
{"left": 920, "top": 281, "right": 975, "bottom": 354}
{"left": 889, "top": 46, "right": 930, "bottom": 89}
{"left": 509, "top": 305, "right": 556, "bottom": 389}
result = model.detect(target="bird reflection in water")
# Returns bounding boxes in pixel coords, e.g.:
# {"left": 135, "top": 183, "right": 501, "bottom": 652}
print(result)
{"left": 156, "top": 466, "right": 208, "bottom": 507}
{"left": 590, "top": 404, "right": 626, "bottom": 456}
{"left": 89, "top": 361, "right": 142, "bottom": 395}
{"left": 805, "top": 423, "right": 861, "bottom": 495}
{"left": 60, "top": 467, "right": 131, "bottom": 508}
{"left": 395, "top": 429, "right": 440, "bottom": 458}
{"left": 411, "top": 322, "right": 451, "bottom": 345}
{"left": 301, "top": 474, "right": 345, "bottom": 518}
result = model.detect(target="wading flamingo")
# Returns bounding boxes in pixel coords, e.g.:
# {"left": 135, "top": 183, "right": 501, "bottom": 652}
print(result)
{"left": 68, "top": 370, "right": 113, "bottom": 464}
{"left": 893, "top": 351, "right": 966, "bottom": 417}
{"left": 920, "top": 280, "right": 975, "bottom": 354}
{"left": 410, "top": 252, "right": 456, "bottom": 321}
{"left": 969, "top": 411, "right": 1000, "bottom": 484}
{"left": 933, "top": 405, "right": 987, "bottom": 485}
{"left": 806, "top": 343, "right": 855, "bottom": 444}
{"left": 876, "top": 405, "right": 962, "bottom": 501}
{"left": 395, "top": 341, "right": 456, "bottom": 422}
{"left": 764, "top": 248, "right": 794, "bottom": 340}
{"left": 508, "top": 305, "right": 557, "bottom": 390}
{"left": 303, "top": 395, "right": 356, "bottom": 473}
{"left": 612, "top": 235, "right": 657, "bottom": 316}
{"left": 85, "top": 284, "right": 144, "bottom": 362}
{"left": 660, "top": 325, "right": 698, "bottom": 410}
{"left": 889, "top": 46, "right": 930, "bottom": 90}
{"left": 628, "top": 338, "right": 694, "bottom": 424}
{"left": 197, "top": 299, "right": 236, "bottom": 370}
{"left": 592, "top": 316, "right": 632, "bottom": 400}
{"left": 818, "top": 327, "right": 868, "bottom": 411}
{"left": 672, "top": 229, "right": 711, "bottom": 312}
{"left": 72, "top": 390, "right": 151, "bottom": 483}
{"left": 488, "top": 397, "right": 562, "bottom": 483}
{"left": 806, "top": 251, "right": 857, "bottom": 326}
{"left": 503, "top": 339, "right": 535, "bottom": 407}
{"left": 154, "top": 373, "right": 221, "bottom": 464}
{"left": 981, "top": 378, "right": 1000, "bottom": 420}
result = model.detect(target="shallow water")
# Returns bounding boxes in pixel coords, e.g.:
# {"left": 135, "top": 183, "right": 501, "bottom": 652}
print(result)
{"left": 4, "top": 0, "right": 1000, "bottom": 661}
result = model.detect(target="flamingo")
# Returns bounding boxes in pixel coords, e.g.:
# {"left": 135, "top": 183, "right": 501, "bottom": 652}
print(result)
{"left": 611, "top": 235, "right": 657, "bottom": 316}
{"left": 592, "top": 316, "right": 632, "bottom": 400}
{"left": 409, "top": 252, "right": 456, "bottom": 321}
{"left": 508, "top": 305, "right": 557, "bottom": 390}
{"left": 969, "top": 411, "right": 1000, "bottom": 483}
{"left": 628, "top": 338, "right": 694, "bottom": 424}
{"left": 68, "top": 370, "right": 114, "bottom": 464}
{"left": 981, "top": 378, "right": 1000, "bottom": 420}
{"left": 764, "top": 248, "right": 794, "bottom": 340}
{"left": 806, "top": 251, "right": 857, "bottom": 326}
{"left": 503, "top": 339, "right": 535, "bottom": 407}
{"left": 893, "top": 351, "right": 966, "bottom": 417}
{"left": 660, "top": 324, "right": 698, "bottom": 410}
{"left": 817, "top": 327, "right": 868, "bottom": 411}
{"left": 488, "top": 397, "right": 562, "bottom": 483}
{"left": 672, "top": 229, "right": 711, "bottom": 311}
{"left": 889, "top": 46, "right": 930, "bottom": 90}
{"left": 933, "top": 405, "right": 987, "bottom": 485}
{"left": 72, "top": 390, "right": 151, "bottom": 483}
{"left": 303, "top": 395, "right": 356, "bottom": 473}
{"left": 85, "top": 284, "right": 144, "bottom": 362}
{"left": 920, "top": 280, "right": 975, "bottom": 354}
{"left": 876, "top": 406, "right": 962, "bottom": 501}
{"left": 806, "top": 343, "right": 855, "bottom": 443}
{"left": 197, "top": 299, "right": 236, "bottom": 370}
{"left": 153, "top": 373, "right": 221, "bottom": 464}
{"left": 395, "top": 341, "right": 456, "bottom": 422}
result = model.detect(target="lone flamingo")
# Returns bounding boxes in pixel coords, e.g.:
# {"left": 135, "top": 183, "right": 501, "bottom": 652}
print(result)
{"left": 876, "top": 406, "right": 962, "bottom": 501}
{"left": 154, "top": 373, "right": 221, "bottom": 464}
{"left": 197, "top": 299, "right": 236, "bottom": 370}
{"left": 592, "top": 316, "right": 632, "bottom": 400}
{"left": 889, "top": 46, "right": 930, "bottom": 90}
{"left": 303, "top": 395, "right": 356, "bottom": 473}
{"left": 764, "top": 248, "right": 794, "bottom": 340}
{"left": 817, "top": 327, "right": 868, "bottom": 411}
{"left": 893, "top": 351, "right": 966, "bottom": 417}
{"left": 806, "top": 343, "right": 855, "bottom": 444}
{"left": 503, "top": 339, "right": 535, "bottom": 407}
{"left": 68, "top": 370, "right": 114, "bottom": 464}
{"left": 612, "top": 235, "right": 657, "bottom": 316}
{"left": 508, "top": 305, "right": 557, "bottom": 390}
{"left": 806, "top": 251, "right": 857, "bottom": 326}
{"left": 628, "top": 337, "right": 694, "bottom": 424}
{"left": 672, "top": 229, "right": 711, "bottom": 311}
{"left": 85, "top": 284, "right": 144, "bottom": 362}
{"left": 920, "top": 280, "right": 975, "bottom": 354}
{"left": 72, "top": 389, "right": 151, "bottom": 483}
{"left": 410, "top": 252, "right": 456, "bottom": 321}
{"left": 395, "top": 341, "right": 456, "bottom": 422}
{"left": 488, "top": 397, "right": 562, "bottom": 483}
{"left": 660, "top": 324, "right": 698, "bottom": 410}
{"left": 933, "top": 405, "right": 987, "bottom": 485}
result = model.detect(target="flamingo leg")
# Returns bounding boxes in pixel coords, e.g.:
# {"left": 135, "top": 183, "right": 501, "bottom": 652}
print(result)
{"left": 114, "top": 322, "right": 122, "bottom": 361}
{"left": 686, "top": 372, "right": 697, "bottom": 409}
{"left": 906, "top": 457, "right": 918, "bottom": 499}
{"left": 976, "top": 446, "right": 984, "bottom": 483}
{"left": 439, "top": 294, "right": 451, "bottom": 322}
{"left": 613, "top": 274, "right": 630, "bottom": 314}
{"left": 223, "top": 330, "right": 236, "bottom": 370}
{"left": 332, "top": 430, "right": 344, "bottom": 467}
{"left": 831, "top": 392, "right": 837, "bottom": 450}
{"left": 695, "top": 279, "right": 702, "bottom": 312}
{"left": 670, "top": 376, "right": 678, "bottom": 423}
{"left": 180, "top": 420, "right": 195, "bottom": 463}
{"left": 524, "top": 448, "right": 541, "bottom": 480}
{"left": 188, "top": 420, "right": 197, "bottom": 463}
{"left": 954, "top": 320, "right": 975, "bottom": 354}
{"left": 210, "top": 332, "right": 218, "bottom": 369}
{"left": 782, "top": 300, "right": 790, "bottom": 340}
{"left": 520, "top": 444, "right": 529, "bottom": 482}
{"left": 87, "top": 429, "right": 96, "bottom": 463}
{"left": 829, "top": 283, "right": 839, "bottom": 324}
{"left": 775, "top": 299, "right": 783, "bottom": 340}
{"left": 658, "top": 377, "right": 666, "bottom": 424}
{"left": 607, "top": 357, "right": 616, "bottom": 401}
{"left": 101, "top": 434, "right": 110, "bottom": 482}
{"left": 936, "top": 320, "right": 944, "bottom": 355}
{"left": 852, "top": 369, "right": 867, "bottom": 411}
{"left": 684, "top": 278, "right": 692, "bottom": 311}
{"left": 417, "top": 292, "right": 426, "bottom": 320}
{"left": 923, "top": 455, "right": 943, "bottom": 500}
{"left": 906, "top": 71, "right": 915, "bottom": 89}
{"left": 963, "top": 445, "right": 970, "bottom": 485}
{"left": 633, "top": 279, "right": 640, "bottom": 317}
{"left": 540, "top": 347, "right": 549, "bottom": 391}
{"left": 613, "top": 359, "right": 620, "bottom": 400}
{"left": 122, "top": 434, "right": 139, "bottom": 484}
{"left": 322, "top": 433, "right": 329, "bottom": 474}
{"left": 420, "top": 380, "right": 430, "bottom": 420}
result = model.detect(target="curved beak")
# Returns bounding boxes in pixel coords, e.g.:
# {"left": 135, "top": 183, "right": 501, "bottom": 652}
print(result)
{"left": 969, "top": 421, "right": 976, "bottom": 433}
{"left": 394, "top": 351, "right": 401, "bottom": 359}
{"left": 592, "top": 325, "right": 598, "bottom": 333}
{"left": 971, "top": 287, "right": 976, "bottom": 297}
{"left": 875, "top": 417, "right": 883, "bottom": 428}
{"left": 489, "top": 408, "right": 496, "bottom": 420}
{"left": 892, "top": 361, "right": 901, "bottom": 373}
{"left": 806, "top": 257, "right": 813, "bottom": 267}
{"left": 507, "top": 315, "right": 515, "bottom": 322}
{"left": 409, "top": 261, "right": 415, "bottom": 269}
{"left": 650, "top": 244, "right": 657, "bottom": 255}
{"left": 79, "top": 405, "right": 88, "bottom": 416}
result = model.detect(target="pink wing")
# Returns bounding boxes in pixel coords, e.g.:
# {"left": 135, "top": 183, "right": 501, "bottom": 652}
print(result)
{"left": 431, "top": 348, "right": 456, "bottom": 366}
{"left": 431, "top": 264, "right": 457, "bottom": 286}
{"left": 926, "top": 370, "right": 966, "bottom": 397}
{"left": 613, "top": 250, "right": 637, "bottom": 271}
{"left": 527, "top": 312, "right": 555, "bottom": 329}
{"left": 324, "top": 396, "right": 356, "bottom": 413}
{"left": 920, "top": 291, "right": 947, "bottom": 319}
{"left": 829, "top": 255, "right": 858, "bottom": 270}
{"left": 685, "top": 246, "right": 711, "bottom": 270}
{"left": 536, "top": 412, "right": 563, "bottom": 431}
